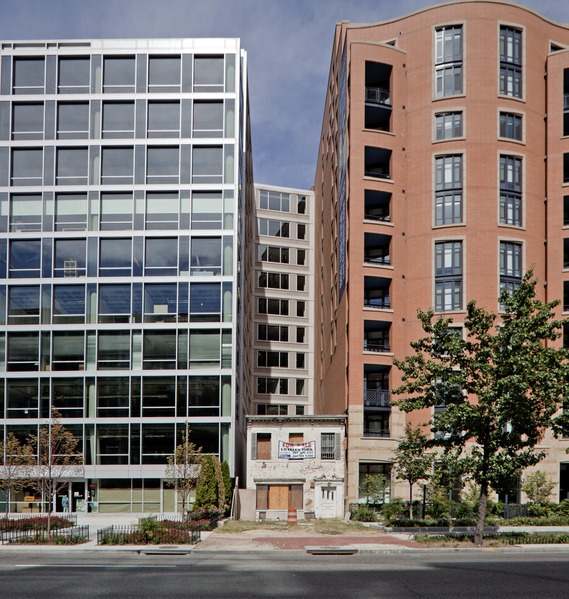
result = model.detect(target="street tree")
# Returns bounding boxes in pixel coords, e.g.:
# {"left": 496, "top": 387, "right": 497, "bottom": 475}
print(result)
{"left": 28, "top": 409, "right": 83, "bottom": 537}
{"left": 165, "top": 426, "right": 201, "bottom": 516}
{"left": 220, "top": 460, "right": 232, "bottom": 513}
{"left": 0, "top": 433, "right": 34, "bottom": 514}
{"left": 394, "top": 274, "right": 569, "bottom": 545}
{"left": 194, "top": 454, "right": 226, "bottom": 512}
{"left": 522, "top": 470, "right": 555, "bottom": 508}
{"left": 393, "top": 423, "right": 435, "bottom": 520}
{"left": 360, "top": 473, "right": 389, "bottom": 506}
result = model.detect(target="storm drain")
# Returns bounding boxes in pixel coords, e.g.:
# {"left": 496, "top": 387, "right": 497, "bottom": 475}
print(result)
{"left": 305, "top": 546, "right": 358, "bottom": 555}
{"left": 140, "top": 545, "right": 192, "bottom": 555}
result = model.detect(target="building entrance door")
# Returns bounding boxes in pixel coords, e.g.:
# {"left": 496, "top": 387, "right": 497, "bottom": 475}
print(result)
{"left": 319, "top": 485, "right": 337, "bottom": 519}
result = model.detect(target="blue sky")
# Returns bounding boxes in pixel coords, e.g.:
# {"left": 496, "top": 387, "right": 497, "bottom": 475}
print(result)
{"left": 1, "top": 0, "right": 568, "bottom": 189}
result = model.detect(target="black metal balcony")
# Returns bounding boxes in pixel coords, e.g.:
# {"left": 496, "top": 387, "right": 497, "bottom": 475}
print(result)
{"left": 364, "top": 212, "right": 390, "bottom": 222}
{"left": 364, "top": 340, "right": 390, "bottom": 353}
{"left": 364, "top": 389, "right": 390, "bottom": 407}
{"left": 363, "top": 296, "right": 390, "bottom": 309}
{"left": 364, "top": 253, "right": 390, "bottom": 266}
{"left": 363, "top": 428, "right": 390, "bottom": 438}
{"left": 365, "top": 86, "right": 391, "bottom": 106}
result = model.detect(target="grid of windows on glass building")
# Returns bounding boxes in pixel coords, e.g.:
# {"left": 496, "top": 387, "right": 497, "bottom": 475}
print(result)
{"left": 0, "top": 40, "right": 246, "bottom": 513}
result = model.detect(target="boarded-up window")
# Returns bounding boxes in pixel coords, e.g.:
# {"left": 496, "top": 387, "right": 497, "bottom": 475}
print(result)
{"left": 256, "top": 484, "right": 268, "bottom": 510}
{"left": 289, "top": 484, "right": 303, "bottom": 509}
{"left": 259, "top": 484, "right": 303, "bottom": 510}
{"left": 288, "top": 432, "right": 304, "bottom": 443}
{"left": 256, "top": 433, "right": 271, "bottom": 460}
{"left": 268, "top": 484, "right": 289, "bottom": 509}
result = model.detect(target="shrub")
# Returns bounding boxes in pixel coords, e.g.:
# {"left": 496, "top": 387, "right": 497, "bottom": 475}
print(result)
{"left": 555, "top": 500, "right": 569, "bottom": 517}
{"left": 9, "top": 532, "right": 88, "bottom": 545}
{"left": 415, "top": 532, "right": 569, "bottom": 545}
{"left": 189, "top": 506, "right": 223, "bottom": 529}
{"left": 522, "top": 471, "right": 555, "bottom": 506}
{"left": 0, "top": 515, "right": 74, "bottom": 532}
{"left": 138, "top": 517, "right": 167, "bottom": 542}
{"left": 527, "top": 501, "right": 556, "bottom": 518}
{"left": 452, "top": 502, "right": 477, "bottom": 526}
{"left": 379, "top": 498, "right": 406, "bottom": 525}
{"left": 425, "top": 498, "right": 451, "bottom": 525}
{"left": 351, "top": 505, "right": 377, "bottom": 522}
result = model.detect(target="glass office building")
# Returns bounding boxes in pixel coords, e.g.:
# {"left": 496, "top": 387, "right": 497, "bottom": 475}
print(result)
{"left": 0, "top": 38, "right": 251, "bottom": 512}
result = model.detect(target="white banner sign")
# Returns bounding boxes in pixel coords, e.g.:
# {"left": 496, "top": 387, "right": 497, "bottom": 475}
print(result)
{"left": 278, "top": 440, "right": 316, "bottom": 460}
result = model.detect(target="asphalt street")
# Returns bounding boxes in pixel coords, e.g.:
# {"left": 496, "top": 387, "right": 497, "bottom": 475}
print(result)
{"left": 1, "top": 549, "right": 569, "bottom": 598}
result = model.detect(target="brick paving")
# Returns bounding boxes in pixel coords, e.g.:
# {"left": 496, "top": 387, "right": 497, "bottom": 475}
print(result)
{"left": 193, "top": 529, "right": 421, "bottom": 552}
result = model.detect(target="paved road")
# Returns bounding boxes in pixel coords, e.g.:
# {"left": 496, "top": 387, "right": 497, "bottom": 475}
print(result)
{"left": 2, "top": 549, "right": 569, "bottom": 598}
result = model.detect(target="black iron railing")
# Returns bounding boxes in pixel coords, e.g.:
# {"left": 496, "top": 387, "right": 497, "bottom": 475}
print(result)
{"left": 363, "top": 428, "right": 390, "bottom": 437}
{"left": 363, "top": 297, "right": 390, "bottom": 309}
{"left": 364, "top": 389, "right": 390, "bottom": 407}
{"left": 1, "top": 525, "right": 88, "bottom": 545}
{"left": 363, "top": 342, "right": 390, "bottom": 352}
{"left": 364, "top": 255, "right": 391, "bottom": 266}
{"left": 366, "top": 87, "right": 391, "bottom": 106}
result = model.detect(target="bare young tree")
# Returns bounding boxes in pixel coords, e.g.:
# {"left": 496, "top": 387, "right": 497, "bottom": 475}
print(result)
{"left": 165, "top": 426, "right": 201, "bottom": 516}
{"left": 28, "top": 409, "right": 83, "bottom": 537}
{"left": 0, "top": 433, "right": 34, "bottom": 514}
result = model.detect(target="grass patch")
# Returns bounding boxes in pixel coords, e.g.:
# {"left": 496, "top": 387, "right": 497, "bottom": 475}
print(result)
{"left": 217, "top": 519, "right": 372, "bottom": 535}
{"left": 312, "top": 520, "right": 370, "bottom": 535}
{"left": 216, "top": 520, "right": 289, "bottom": 533}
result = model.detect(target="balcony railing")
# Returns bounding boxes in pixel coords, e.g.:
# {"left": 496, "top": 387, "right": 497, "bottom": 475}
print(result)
{"left": 564, "top": 93, "right": 569, "bottom": 111}
{"left": 364, "top": 341, "right": 390, "bottom": 353}
{"left": 364, "top": 254, "right": 390, "bottom": 266}
{"left": 364, "top": 297, "right": 390, "bottom": 309}
{"left": 366, "top": 87, "right": 391, "bottom": 106}
{"left": 364, "top": 428, "right": 390, "bottom": 438}
{"left": 364, "top": 388, "right": 390, "bottom": 407}
{"left": 364, "top": 169, "right": 390, "bottom": 179}
{"left": 364, "top": 213, "right": 390, "bottom": 222}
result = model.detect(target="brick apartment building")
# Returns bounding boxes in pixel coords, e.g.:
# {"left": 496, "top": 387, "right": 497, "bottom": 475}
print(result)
{"left": 314, "top": 0, "right": 569, "bottom": 505}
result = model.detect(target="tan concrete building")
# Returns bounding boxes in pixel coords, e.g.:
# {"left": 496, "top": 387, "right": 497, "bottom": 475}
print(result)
{"left": 241, "top": 184, "right": 315, "bottom": 419}
{"left": 242, "top": 415, "right": 346, "bottom": 520}
{"left": 314, "top": 0, "right": 569, "bottom": 506}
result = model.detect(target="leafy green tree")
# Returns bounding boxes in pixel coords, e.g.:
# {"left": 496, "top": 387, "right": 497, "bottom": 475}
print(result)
{"left": 522, "top": 470, "right": 555, "bottom": 507}
{"left": 194, "top": 455, "right": 218, "bottom": 509}
{"left": 393, "top": 423, "right": 435, "bottom": 519}
{"left": 212, "top": 455, "right": 226, "bottom": 510}
{"left": 220, "top": 460, "right": 232, "bottom": 511}
{"left": 164, "top": 426, "right": 201, "bottom": 516}
{"left": 394, "top": 274, "right": 569, "bottom": 545}
{"left": 360, "top": 474, "right": 389, "bottom": 506}
{"left": 0, "top": 433, "right": 34, "bottom": 514}
{"left": 28, "top": 409, "right": 83, "bottom": 537}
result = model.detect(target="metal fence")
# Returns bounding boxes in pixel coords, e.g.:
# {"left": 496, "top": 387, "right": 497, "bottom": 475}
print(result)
{"left": 0, "top": 513, "right": 77, "bottom": 532}
{"left": 501, "top": 504, "right": 529, "bottom": 519}
{"left": 1, "top": 525, "right": 89, "bottom": 545}
{"left": 97, "top": 523, "right": 200, "bottom": 545}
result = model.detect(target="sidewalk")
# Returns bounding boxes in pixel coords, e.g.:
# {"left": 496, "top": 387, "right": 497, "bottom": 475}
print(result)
{"left": 193, "top": 524, "right": 422, "bottom": 553}
{"left": 2, "top": 516, "right": 569, "bottom": 553}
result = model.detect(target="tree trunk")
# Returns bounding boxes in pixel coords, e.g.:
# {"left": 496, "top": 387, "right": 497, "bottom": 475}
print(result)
{"left": 474, "top": 480, "right": 488, "bottom": 546}
{"left": 409, "top": 483, "right": 414, "bottom": 520}
{"left": 47, "top": 499, "right": 52, "bottom": 540}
